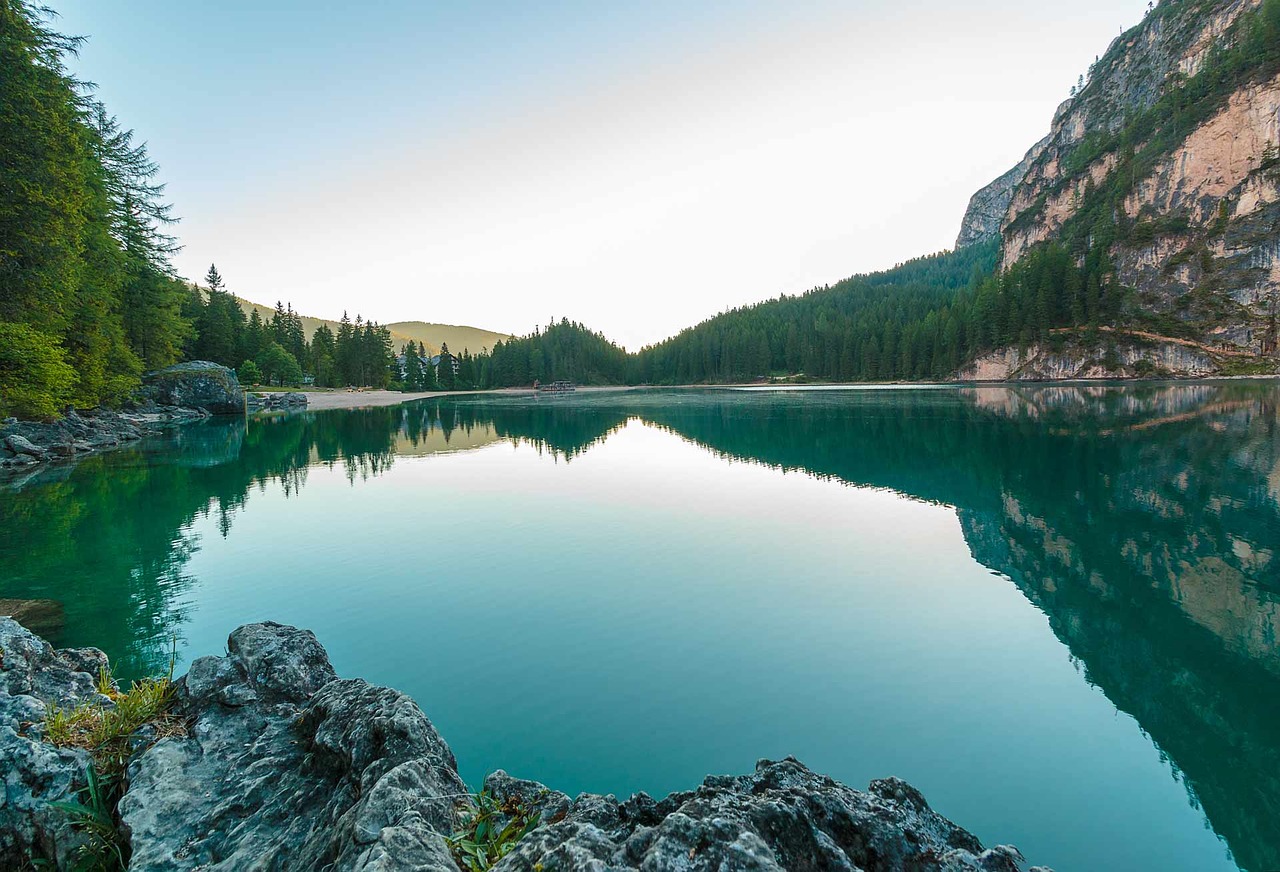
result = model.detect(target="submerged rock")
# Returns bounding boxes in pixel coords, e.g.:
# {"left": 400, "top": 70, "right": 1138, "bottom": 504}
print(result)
{"left": 0, "top": 619, "right": 1050, "bottom": 870}
{"left": 0, "top": 599, "right": 65, "bottom": 637}
{"left": 138, "top": 360, "right": 245, "bottom": 415}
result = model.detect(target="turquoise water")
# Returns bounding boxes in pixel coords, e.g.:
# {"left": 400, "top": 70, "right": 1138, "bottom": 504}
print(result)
{"left": 3, "top": 384, "right": 1279, "bottom": 871}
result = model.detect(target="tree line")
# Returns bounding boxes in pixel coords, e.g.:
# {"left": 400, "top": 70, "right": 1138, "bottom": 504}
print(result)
{"left": 182, "top": 264, "right": 401, "bottom": 389}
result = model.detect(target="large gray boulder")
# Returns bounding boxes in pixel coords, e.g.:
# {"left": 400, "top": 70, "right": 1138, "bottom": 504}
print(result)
{"left": 0, "top": 618, "right": 110, "bottom": 867}
{"left": 139, "top": 361, "right": 245, "bottom": 415}
{"left": 119, "top": 622, "right": 468, "bottom": 871}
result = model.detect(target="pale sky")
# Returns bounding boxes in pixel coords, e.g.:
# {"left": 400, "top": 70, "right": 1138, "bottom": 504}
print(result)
{"left": 59, "top": 0, "right": 1150, "bottom": 349}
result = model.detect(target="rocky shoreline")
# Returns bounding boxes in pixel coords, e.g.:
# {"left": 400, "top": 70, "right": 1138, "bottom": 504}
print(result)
{"left": 0, "top": 405, "right": 210, "bottom": 472}
{"left": 0, "top": 361, "right": 250, "bottom": 479}
{"left": 0, "top": 617, "right": 1050, "bottom": 871}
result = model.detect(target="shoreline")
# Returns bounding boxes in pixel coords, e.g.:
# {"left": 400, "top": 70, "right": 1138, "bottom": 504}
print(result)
{"left": 262, "top": 374, "right": 1280, "bottom": 412}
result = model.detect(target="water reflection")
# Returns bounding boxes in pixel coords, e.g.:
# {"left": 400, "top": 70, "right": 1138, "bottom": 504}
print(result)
{"left": 1, "top": 383, "right": 1277, "bottom": 869}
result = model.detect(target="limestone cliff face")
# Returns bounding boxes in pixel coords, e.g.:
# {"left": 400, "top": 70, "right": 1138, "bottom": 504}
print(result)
{"left": 956, "top": 335, "right": 1221, "bottom": 381}
{"left": 987, "top": 0, "right": 1280, "bottom": 354}
{"left": 955, "top": 137, "right": 1048, "bottom": 248}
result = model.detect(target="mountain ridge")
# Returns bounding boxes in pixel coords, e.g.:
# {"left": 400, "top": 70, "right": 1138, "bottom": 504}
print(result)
{"left": 231, "top": 296, "right": 511, "bottom": 356}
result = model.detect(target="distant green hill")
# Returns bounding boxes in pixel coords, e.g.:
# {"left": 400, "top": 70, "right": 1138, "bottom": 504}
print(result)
{"left": 385, "top": 321, "right": 510, "bottom": 356}
{"left": 233, "top": 298, "right": 510, "bottom": 356}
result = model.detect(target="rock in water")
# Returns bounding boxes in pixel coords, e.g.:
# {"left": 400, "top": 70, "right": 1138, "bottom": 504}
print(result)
{"left": 119, "top": 622, "right": 469, "bottom": 871}
{"left": 4, "top": 434, "right": 47, "bottom": 459}
{"left": 139, "top": 361, "right": 245, "bottom": 414}
{"left": 0, "top": 599, "right": 65, "bottom": 637}
{"left": 0, "top": 618, "right": 110, "bottom": 867}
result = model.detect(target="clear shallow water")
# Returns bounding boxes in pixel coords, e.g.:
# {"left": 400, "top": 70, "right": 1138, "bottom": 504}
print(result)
{"left": 3, "top": 385, "right": 1278, "bottom": 872}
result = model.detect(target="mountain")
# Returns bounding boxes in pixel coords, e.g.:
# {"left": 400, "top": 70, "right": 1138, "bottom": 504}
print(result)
{"left": 960, "top": 0, "right": 1280, "bottom": 371}
{"left": 383, "top": 321, "right": 510, "bottom": 356}
{"left": 233, "top": 298, "right": 510, "bottom": 356}
{"left": 543, "top": 0, "right": 1280, "bottom": 388}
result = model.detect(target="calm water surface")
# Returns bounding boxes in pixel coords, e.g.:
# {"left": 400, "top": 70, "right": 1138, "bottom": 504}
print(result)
{"left": 3, "top": 385, "right": 1278, "bottom": 872}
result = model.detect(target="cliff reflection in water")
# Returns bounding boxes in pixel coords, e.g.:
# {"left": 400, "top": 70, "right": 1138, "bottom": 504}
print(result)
{"left": 0, "top": 384, "right": 1276, "bottom": 869}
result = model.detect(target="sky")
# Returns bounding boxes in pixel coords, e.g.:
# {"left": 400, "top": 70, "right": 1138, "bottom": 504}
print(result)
{"left": 57, "top": 0, "right": 1151, "bottom": 350}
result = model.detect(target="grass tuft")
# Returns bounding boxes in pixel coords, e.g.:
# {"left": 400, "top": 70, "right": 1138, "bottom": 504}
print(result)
{"left": 43, "top": 670, "right": 183, "bottom": 777}
{"left": 41, "top": 642, "right": 184, "bottom": 871}
{"left": 447, "top": 788, "right": 542, "bottom": 872}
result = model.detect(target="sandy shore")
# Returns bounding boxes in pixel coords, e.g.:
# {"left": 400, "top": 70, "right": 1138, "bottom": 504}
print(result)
{"left": 254, "top": 389, "right": 484, "bottom": 411}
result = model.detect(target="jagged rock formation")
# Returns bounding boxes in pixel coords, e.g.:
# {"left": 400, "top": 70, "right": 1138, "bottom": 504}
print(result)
{"left": 991, "top": 0, "right": 1280, "bottom": 353}
{"left": 484, "top": 765, "right": 1039, "bottom": 872}
{"left": 120, "top": 622, "right": 467, "bottom": 871}
{"left": 955, "top": 138, "right": 1049, "bottom": 249}
{"left": 139, "top": 361, "right": 245, "bottom": 415}
{"left": 0, "top": 617, "right": 1050, "bottom": 871}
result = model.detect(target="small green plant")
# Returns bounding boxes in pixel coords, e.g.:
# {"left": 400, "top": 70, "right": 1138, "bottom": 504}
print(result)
{"left": 447, "top": 788, "right": 542, "bottom": 872}
{"left": 48, "top": 763, "right": 128, "bottom": 872}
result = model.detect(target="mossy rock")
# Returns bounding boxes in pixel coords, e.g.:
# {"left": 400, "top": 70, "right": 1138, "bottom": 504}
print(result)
{"left": 139, "top": 361, "right": 244, "bottom": 414}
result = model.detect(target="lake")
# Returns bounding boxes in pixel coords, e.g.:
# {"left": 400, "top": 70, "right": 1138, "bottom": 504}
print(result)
{"left": 2, "top": 384, "right": 1277, "bottom": 871}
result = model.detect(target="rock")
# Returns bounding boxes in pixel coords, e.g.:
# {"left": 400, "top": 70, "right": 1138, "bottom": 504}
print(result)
{"left": 487, "top": 759, "right": 1040, "bottom": 871}
{"left": 955, "top": 136, "right": 1048, "bottom": 249}
{"left": 120, "top": 622, "right": 468, "bottom": 871}
{"left": 138, "top": 361, "right": 245, "bottom": 415}
{"left": 0, "top": 404, "right": 210, "bottom": 480}
{"left": 248, "top": 391, "right": 310, "bottom": 411}
{"left": 0, "top": 599, "right": 65, "bottom": 638}
{"left": 0, "top": 618, "right": 110, "bottom": 868}
{"left": 955, "top": 334, "right": 1228, "bottom": 381}
{"left": 5, "top": 434, "right": 46, "bottom": 459}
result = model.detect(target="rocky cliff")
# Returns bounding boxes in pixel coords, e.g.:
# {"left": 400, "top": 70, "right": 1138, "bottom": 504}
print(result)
{"left": 981, "top": 0, "right": 1280, "bottom": 356}
{"left": 955, "top": 138, "right": 1048, "bottom": 249}
{"left": 0, "top": 618, "right": 1049, "bottom": 871}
